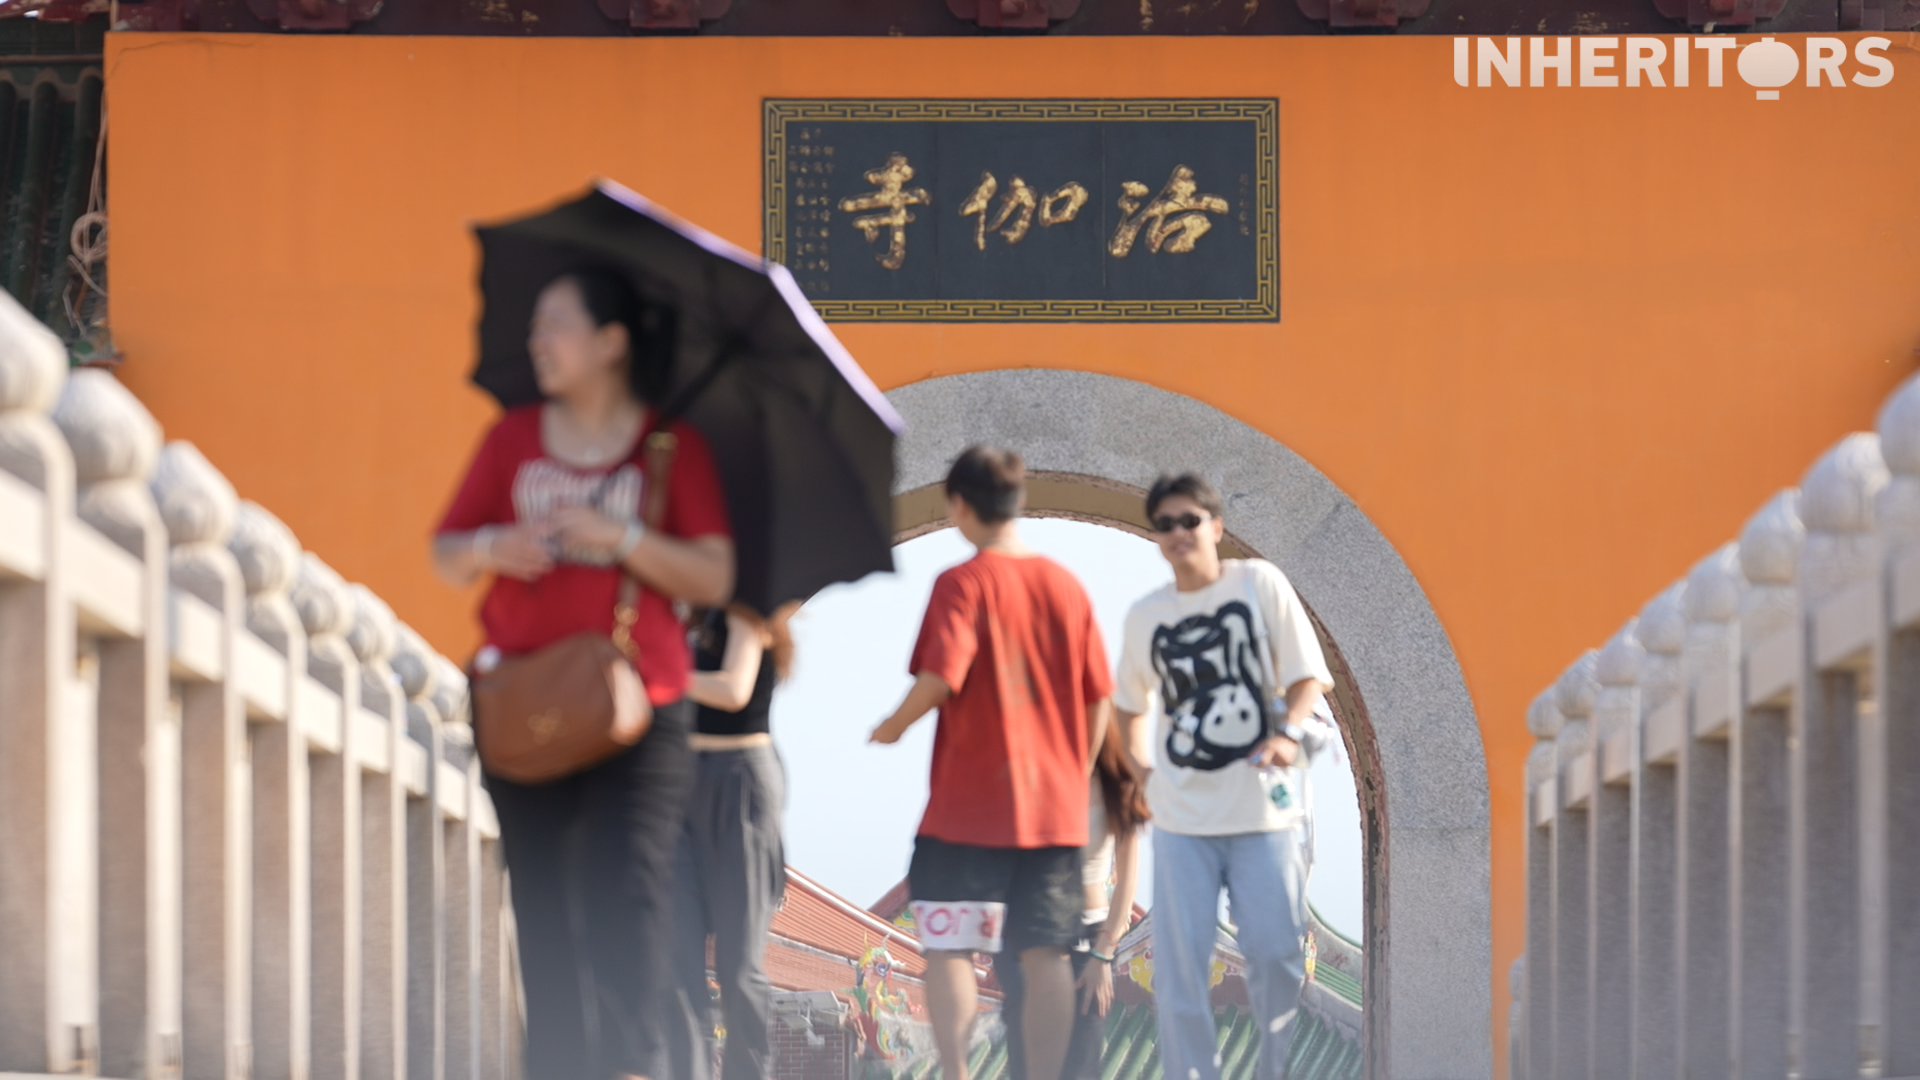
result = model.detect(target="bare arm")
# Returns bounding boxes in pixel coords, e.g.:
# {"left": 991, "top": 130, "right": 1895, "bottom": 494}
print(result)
{"left": 549, "top": 505, "right": 735, "bottom": 607}
{"left": 869, "top": 671, "right": 952, "bottom": 745}
{"left": 1249, "top": 677, "right": 1332, "bottom": 768}
{"left": 1100, "top": 825, "right": 1141, "bottom": 951}
{"left": 1085, "top": 696, "right": 1113, "bottom": 776}
{"left": 432, "top": 524, "right": 554, "bottom": 586}
{"left": 1115, "top": 707, "right": 1151, "bottom": 773}
{"left": 688, "top": 610, "right": 766, "bottom": 712}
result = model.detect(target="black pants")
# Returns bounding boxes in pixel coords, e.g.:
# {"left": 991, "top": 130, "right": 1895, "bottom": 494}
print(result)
{"left": 998, "top": 946, "right": 1105, "bottom": 1080}
{"left": 487, "top": 700, "right": 694, "bottom": 1080}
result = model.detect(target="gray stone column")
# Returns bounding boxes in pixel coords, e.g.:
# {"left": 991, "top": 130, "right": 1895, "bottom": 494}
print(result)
{"left": 49, "top": 369, "right": 167, "bottom": 1074}
{"left": 1522, "top": 689, "right": 1561, "bottom": 1080}
{"left": 0, "top": 292, "right": 74, "bottom": 1072}
{"left": 1733, "top": 491, "right": 1802, "bottom": 1080}
{"left": 372, "top": 628, "right": 442, "bottom": 1080}
{"left": 1874, "top": 376, "right": 1920, "bottom": 1079}
{"left": 165, "top": 444, "right": 254, "bottom": 1080}
{"left": 1588, "top": 621, "right": 1639, "bottom": 1079}
{"left": 1791, "top": 434, "right": 1886, "bottom": 1079}
{"left": 1629, "top": 584, "right": 1684, "bottom": 1080}
{"left": 407, "top": 678, "right": 447, "bottom": 1080}
{"left": 252, "top": 544, "right": 315, "bottom": 1080}
{"left": 1552, "top": 652, "right": 1597, "bottom": 1080}
{"left": 55, "top": 372, "right": 167, "bottom": 1079}
{"left": 1679, "top": 544, "right": 1739, "bottom": 1080}
{"left": 442, "top": 732, "right": 480, "bottom": 1080}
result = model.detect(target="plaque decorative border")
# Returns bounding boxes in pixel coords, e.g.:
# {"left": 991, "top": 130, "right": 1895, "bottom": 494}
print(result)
{"left": 763, "top": 98, "right": 1279, "bottom": 323}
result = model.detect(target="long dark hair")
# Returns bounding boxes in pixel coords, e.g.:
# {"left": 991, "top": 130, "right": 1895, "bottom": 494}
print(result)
{"left": 558, "top": 267, "right": 676, "bottom": 405}
{"left": 1096, "top": 722, "right": 1151, "bottom": 836}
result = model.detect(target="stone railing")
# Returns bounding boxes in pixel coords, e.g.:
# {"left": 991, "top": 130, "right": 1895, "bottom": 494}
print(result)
{"left": 0, "top": 293, "right": 518, "bottom": 1080}
{"left": 1517, "top": 373, "right": 1920, "bottom": 1079}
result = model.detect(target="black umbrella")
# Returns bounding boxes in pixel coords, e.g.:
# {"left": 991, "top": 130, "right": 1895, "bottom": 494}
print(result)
{"left": 472, "top": 180, "right": 902, "bottom": 614}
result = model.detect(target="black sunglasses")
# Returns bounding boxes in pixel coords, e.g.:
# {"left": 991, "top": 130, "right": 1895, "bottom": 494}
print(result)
{"left": 1152, "top": 512, "right": 1212, "bottom": 534}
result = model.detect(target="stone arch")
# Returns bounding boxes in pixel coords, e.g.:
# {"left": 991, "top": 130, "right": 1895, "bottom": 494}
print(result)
{"left": 887, "top": 369, "right": 1490, "bottom": 1079}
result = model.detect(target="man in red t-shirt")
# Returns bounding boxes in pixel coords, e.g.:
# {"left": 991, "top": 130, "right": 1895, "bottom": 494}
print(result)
{"left": 870, "top": 446, "right": 1113, "bottom": 1080}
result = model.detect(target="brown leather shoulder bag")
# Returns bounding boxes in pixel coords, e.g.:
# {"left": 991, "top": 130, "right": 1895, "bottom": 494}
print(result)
{"left": 471, "top": 428, "right": 679, "bottom": 785}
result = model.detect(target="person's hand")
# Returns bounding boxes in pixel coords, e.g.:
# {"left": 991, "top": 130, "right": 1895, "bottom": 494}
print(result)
{"left": 869, "top": 714, "right": 911, "bottom": 745}
{"left": 1248, "top": 734, "right": 1300, "bottom": 769}
{"left": 548, "top": 504, "right": 625, "bottom": 560}
{"left": 481, "top": 523, "right": 556, "bottom": 582}
{"left": 1077, "top": 956, "right": 1114, "bottom": 1016}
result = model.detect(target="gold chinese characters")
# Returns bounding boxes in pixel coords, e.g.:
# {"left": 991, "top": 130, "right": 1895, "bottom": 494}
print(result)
{"left": 1109, "top": 166, "right": 1232, "bottom": 257}
{"left": 837, "top": 153, "right": 930, "bottom": 272}
{"left": 837, "top": 155, "right": 1229, "bottom": 269}
{"left": 959, "top": 173, "right": 1090, "bottom": 249}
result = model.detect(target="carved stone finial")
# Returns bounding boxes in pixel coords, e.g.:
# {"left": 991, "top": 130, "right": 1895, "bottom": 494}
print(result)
{"left": 1555, "top": 650, "right": 1598, "bottom": 764}
{"left": 389, "top": 626, "right": 439, "bottom": 703}
{"left": 1799, "top": 433, "right": 1887, "bottom": 601}
{"left": 1802, "top": 433, "right": 1888, "bottom": 535}
{"left": 1554, "top": 650, "right": 1599, "bottom": 722}
{"left": 54, "top": 371, "right": 164, "bottom": 552}
{"left": 1876, "top": 375, "right": 1920, "bottom": 550}
{"left": 1594, "top": 621, "right": 1643, "bottom": 743}
{"left": 1596, "top": 619, "right": 1644, "bottom": 688}
{"left": 1684, "top": 544, "right": 1742, "bottom": 626}
{"left": 1639, "top": 582, "right": 1687, "bottom": 714}
{"left": 52, "top": 370, "right": 161, "bottom": 488}
{"left": 1739, "top": 490, "right": 1804, "bottom": 641}
{"left": 347, "top": 585, "right": 398, "bottom": 668}
{"left": 1526, "top": 740, "right": 1557, "bottom": 789}
{"left": 0, "top": 293, "right": 69, "bottom": 490}
{"left": 1740, "top": 490, "right": 1805, "bottom": 586}
{"left": 1526, "top": 686, "right": 1564, "bottom": 740}
{"left": 0, "top": 288, "right": 66, "bottom": 416}
{"left": 292, "top": 554, "right": 355, "bottom": 643}
{"left": 151, "top": 442, "right": 239, "bottom": 549}
{"left": 227, "top": 502, "right": 300, "bottom": 599}
{"left": 432, "top": 656, "right": 469, "bottom": 726}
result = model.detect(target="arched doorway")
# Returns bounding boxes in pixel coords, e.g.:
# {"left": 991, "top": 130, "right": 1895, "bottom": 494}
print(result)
{"left": 887, "top": 369, "right": 1491, "bottom": 1079}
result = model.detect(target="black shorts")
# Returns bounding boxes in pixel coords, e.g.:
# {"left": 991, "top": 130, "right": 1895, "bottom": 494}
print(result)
{"left": 907, "top": 835, "right": 1082, "bottom": 955}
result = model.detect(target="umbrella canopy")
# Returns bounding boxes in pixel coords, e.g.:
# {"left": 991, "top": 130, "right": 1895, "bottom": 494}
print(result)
{"left": 472, "top": 180, "right": 902, "bottom": 614}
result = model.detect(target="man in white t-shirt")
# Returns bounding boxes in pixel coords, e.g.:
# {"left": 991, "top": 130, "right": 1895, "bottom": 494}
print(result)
{"left": 1114, "top": 473, "right": 1334, "bottom": 1080}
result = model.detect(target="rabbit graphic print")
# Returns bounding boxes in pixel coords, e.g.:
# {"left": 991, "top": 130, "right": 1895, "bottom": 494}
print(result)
{"left": 1152, "top": 600, "right": 1270, "bottom": 770}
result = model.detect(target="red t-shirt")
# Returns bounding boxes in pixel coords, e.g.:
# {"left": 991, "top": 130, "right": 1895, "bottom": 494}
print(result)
{"left": 909, "top": 551, "right": 1113, "bottom": 849}
{"left": 436, "top": 405, "right": 732, "bottom": 706}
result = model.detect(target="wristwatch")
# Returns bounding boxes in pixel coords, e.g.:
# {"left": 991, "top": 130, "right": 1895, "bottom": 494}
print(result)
{"left": 1278, "top": 722, "right": 1306, "bottom": 744}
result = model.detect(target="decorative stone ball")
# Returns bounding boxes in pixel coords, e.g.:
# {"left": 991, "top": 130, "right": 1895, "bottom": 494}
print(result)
{"left": 1737, "top": 38, "right": 1800, "bottom": 90}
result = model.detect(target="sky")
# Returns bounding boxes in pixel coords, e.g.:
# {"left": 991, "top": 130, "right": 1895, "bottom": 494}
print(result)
{"left": 769, "top": 517, "right": 1366, "bottom": 941}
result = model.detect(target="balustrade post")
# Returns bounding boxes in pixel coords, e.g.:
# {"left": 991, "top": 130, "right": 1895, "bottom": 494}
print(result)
{"left": 1552, "top": 652, "right": 1597, "bottom": 1080}
{"left": 1733, "top": 491, "right": 1803, "bottom": 1080}
{"left": 1629, "top": 584, "right": 1684, "bottom": 1080}
{"left": 1522, "top": 688, "right": 1560, "bottom": 1080}
{"left": 0, "top": 293, "right": 73, "bottom": 1072}
{"left": 1679, "top": 544, "right": 1738, "bottom": 1080}
{"left": 1588, "top": 621, "right": 1639, "bottom": 1078}
{"left": 253, "top": 539, "right": 321, "bottom": 1080}
{"left": 407, "top": 670, "right": 447, "bottom": 1080}
{"left": 50, "top": 372, "right": 167, "bottom": 1079}
{"left": 428, "top": 657, "right": 488, "bottom": 1080}
{"left": 1873, "top": 375, "right": 1920, "bottom": 1079}
{"left": 1792, "top": 434, "right": 1887, "bottom": 1079}
{"left": 164, "top": 442, "right": 254, "bottom": 1080}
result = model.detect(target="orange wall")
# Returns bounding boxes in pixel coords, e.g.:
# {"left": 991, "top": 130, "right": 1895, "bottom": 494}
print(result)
{"left": 105, "top": 31, "right": 1920, "bottom": 1071}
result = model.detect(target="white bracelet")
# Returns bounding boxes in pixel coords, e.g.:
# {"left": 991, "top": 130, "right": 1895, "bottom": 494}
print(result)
{"left": 472, "top": 526, "right": 496, "bottom": 569}
{"left": 614, "top": 520, "right": 646, "bottom": 560}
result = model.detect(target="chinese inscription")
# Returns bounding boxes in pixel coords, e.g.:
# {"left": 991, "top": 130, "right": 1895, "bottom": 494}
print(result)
{"left": 765, "top": 99, "right": 1277, "bottom": 322}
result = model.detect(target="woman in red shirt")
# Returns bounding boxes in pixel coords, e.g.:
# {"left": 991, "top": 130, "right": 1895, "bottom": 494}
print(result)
{"left": 433, "top": 268, "right": 734, "bottom": 1080}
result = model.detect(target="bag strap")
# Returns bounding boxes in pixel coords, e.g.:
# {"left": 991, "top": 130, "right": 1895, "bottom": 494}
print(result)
{"left": 609, "top": 420, "right": 681, "bottom": 661}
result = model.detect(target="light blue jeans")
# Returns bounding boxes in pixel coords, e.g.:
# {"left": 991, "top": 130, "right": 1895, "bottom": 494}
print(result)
{"left": 1151, "top": 826, "right": 1308, "bottom": 1080}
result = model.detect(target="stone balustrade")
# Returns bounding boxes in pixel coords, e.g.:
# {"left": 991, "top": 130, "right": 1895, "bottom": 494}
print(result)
{"left": 0, "top": 292, "right": 517, "bottom": 1080}
{"left": 1517, "top": 374, "right": 1920, "bottom": 1079}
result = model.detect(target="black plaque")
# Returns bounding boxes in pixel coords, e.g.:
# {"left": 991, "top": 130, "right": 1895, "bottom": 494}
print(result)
{"left": 763, "top": 99, "right": 1278, "bottom": 323}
